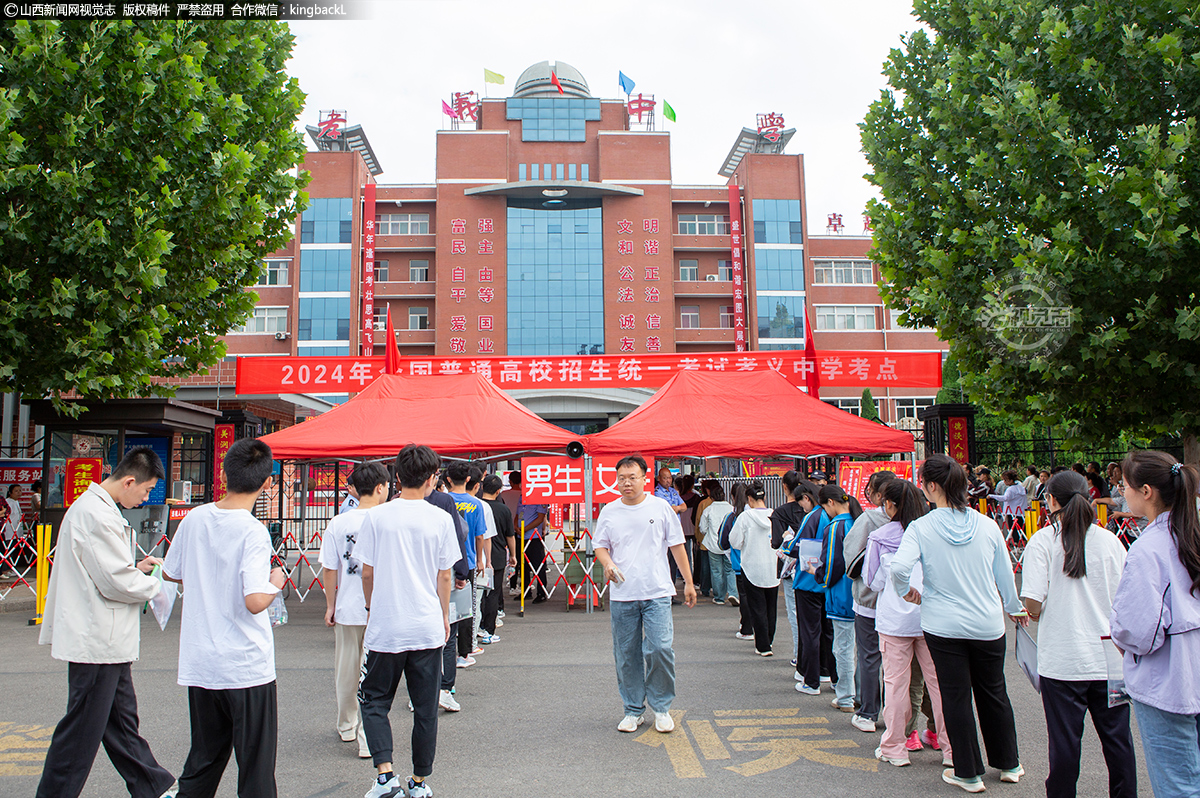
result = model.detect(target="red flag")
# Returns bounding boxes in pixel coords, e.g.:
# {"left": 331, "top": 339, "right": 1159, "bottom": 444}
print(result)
{"left": 550, "top": 71, "right": 565, "bottom": 95}
{"left": 441, "top": 99, "right": 459, "bottom": 119}
{"left": 803, "top": 305, "right": 820, "bottom": 399}
{"left": 384, "top": 306, "right": 402, "bottom": 375}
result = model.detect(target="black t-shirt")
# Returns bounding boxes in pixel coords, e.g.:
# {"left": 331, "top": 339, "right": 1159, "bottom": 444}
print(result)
{"left": 484, "top": 497, "right": 514, "bottom": 563}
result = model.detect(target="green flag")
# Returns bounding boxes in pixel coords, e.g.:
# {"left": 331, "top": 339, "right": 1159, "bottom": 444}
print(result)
{"left": 484, "top": 68, "right": 505, "bottom": 85}
{"left": 663, "top": 100, "right": 676, "bottom": 122}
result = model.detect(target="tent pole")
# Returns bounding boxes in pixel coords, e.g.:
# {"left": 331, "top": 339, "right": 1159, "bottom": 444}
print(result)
{"left": 583, "top": 454, "right": 593, "bottom": 615}
{"left": 519, "top": 519, "right": 525, "bottom": 618}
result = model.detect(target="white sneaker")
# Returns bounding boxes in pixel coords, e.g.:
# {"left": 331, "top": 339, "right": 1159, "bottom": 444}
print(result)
{"left": 735, "top": 632, "right": 754, "bottom": 640}
{"left": 794, "top": 671, "right": 804, "bottom": 681}
{"left": 495, "top": 618, "right": 504, "bottom": 627}
{"left": 1000, "top": 764, "right": 1024, "bottom": 783}
{"left": 654, "top": 712, "right": 675, "bottom": 733}
{"left": 364, "top": 773, "right": 404, "bottom": 798}
{"left": 358, "top": 744, "right": 372, "bottom": 759}
{"left": 406, "top": 778, "right": 433, "bottom": 798}
{"left": 497, "top": 610, "right": 505, "bottom": 618}
{"left": 820, "top": 675, "right": 833, "bottom": 683}
{"left": 795, "top": 683, "right": 820, "bottom": 696}
{"left": 480, "top": 632, "right": 500, "bottom": 644}
{"left": 438, "top": 690, "right": 460, "bottom": 712}
{"left": 875, "top": 746, "right": 911, "bottom": 767}
{"left": 455, "top": 656, "right": 475, "bottom": 668}
{"left": 617, "top": 714, "right": 644, "bottom": 733}
{"left": 851, "top": 714, "right": 876, "bottom": 733}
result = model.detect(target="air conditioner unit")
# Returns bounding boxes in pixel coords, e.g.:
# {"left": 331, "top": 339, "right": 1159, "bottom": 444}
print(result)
{"left": 171, "top": 481, "right": 192, "bottom": 503}
{"left": 274, "top": 331, "right": 290, "bottom": 340}
{"left": 706, "top": 274, "right": 718, "bottom": 281}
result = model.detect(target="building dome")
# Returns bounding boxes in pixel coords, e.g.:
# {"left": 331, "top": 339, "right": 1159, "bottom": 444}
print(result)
{"left": 512, "top": 61, "right": 591, "bottom": 99}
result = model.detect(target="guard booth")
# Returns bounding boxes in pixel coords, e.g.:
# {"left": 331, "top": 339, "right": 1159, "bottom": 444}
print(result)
{"left": 30, "top": 398, "right": 222, "bottom": 553}
{"left": 918, "top": 403, "right": 978, "bottom": 465}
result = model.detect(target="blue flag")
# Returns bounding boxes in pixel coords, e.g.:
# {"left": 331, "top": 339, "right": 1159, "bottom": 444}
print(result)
{"left": 618, "top": 71, "right": 635, "bottom": 95}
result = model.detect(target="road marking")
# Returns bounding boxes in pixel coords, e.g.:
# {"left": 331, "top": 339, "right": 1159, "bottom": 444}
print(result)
{"left": 726, "top": 726, "right": 832, "bottom": 741}
{"left": 714, "top": 708, "right": 809, "bottom": 717}
{"left": 685, "top": 720, "right": 730, "bottom": 760}
{"left": 0, "top": 723, "right": 52, "bottom": 777}
{"left": 634, "top": 710, "right": 705, "bottom": 779}
{"left": 727, "top": 739, "right": 878, "bottom": 776}
{"left": 715, "top": 716, "right": 829, "bottom": 726}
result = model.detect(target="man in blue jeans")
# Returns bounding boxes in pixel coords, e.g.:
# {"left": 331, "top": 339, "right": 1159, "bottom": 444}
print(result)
{"left": 594, "top": 454, "right": 696, "bottom": 735}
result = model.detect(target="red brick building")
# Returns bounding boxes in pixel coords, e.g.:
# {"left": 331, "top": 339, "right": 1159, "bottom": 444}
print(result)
{"left": 195, "top": 60, "right": 946, "bottom": 432}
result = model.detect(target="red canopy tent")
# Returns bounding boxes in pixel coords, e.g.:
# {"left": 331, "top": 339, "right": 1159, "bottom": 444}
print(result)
{"left": 584, "top": 369, "right": 914, "bottom": 458}
{"left": 259, "top": 372, "right": 579, "bottom": 459}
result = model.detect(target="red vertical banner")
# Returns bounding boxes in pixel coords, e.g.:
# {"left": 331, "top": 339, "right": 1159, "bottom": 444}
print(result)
{"left": 64, "top": 458, "right": 102, "bottom": 507}
{"left": 362, "top": 183, "right": 376, "bottom": 355}
{"left": 728, "top": 184, "right": 746, "bottom": 351}
{"left": 947, "top": 417, "right": 969, "bottom": 463}
{"left": 212, "top": 424, "right": 235, "bottom": 501}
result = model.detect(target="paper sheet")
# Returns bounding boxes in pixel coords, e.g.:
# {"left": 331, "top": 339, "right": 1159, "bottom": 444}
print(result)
{"left": 1015, "top": 624, "right": 1039, "bottom": 693}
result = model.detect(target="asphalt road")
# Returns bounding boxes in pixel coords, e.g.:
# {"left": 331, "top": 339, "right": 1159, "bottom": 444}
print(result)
{"left": 0, "top": 590, "right": 1149, "bottom": 798}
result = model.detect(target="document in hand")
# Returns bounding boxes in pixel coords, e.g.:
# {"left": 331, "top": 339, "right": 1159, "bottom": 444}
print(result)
{"left": 1015, "top": 624, "right": 1039, "bottom": 693}
{"left": 146, "top": 565, "right": 178, "bottom": 632}
{"left": 798, "top": 539, "right": 822, "bottom": 571}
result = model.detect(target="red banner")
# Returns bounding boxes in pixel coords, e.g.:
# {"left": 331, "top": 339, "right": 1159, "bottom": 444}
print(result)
{"left": 728, "top": 185, "right": 746, "bottom": 352}
{"left": 212, "top": 424, "right": 235, "bottom": 501}
{"left": 947, "top": 417, "right": 969, "bottom": 463}
{"left": 838, "top": 460, "right": 914, "bottom": 508}
{"left": 64, "top": 458, "right": 102, "bottom": 507}
{"left": 521, "top": 456, "right": 656, "bottom": 504}
{"left": 362, "top": 183, "right": 376, "bottom": 354}
{"left": 235, "top": 350, "right": 941, "bottom": 394}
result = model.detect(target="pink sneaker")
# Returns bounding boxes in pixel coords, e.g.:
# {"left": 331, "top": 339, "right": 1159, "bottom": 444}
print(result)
{"left": 920, "top": 729, "right": 941, "bottom": 750}
{"left": 904, "top": 730, "right": 923, "bottom": 751}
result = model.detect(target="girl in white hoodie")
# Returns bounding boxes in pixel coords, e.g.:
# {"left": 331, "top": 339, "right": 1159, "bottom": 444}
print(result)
{"left": 729, "top": 481, "right": 780, "bottom": 656}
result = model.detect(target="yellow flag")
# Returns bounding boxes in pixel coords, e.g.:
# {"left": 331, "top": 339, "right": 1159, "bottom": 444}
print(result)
{"left": 484, "top": 69, "right": 504, "bottom": 85}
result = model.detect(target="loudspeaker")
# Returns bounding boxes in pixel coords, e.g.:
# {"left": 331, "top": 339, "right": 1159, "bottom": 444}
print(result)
{"left": 566, "top": 441, "right": 585, "bottom": 459}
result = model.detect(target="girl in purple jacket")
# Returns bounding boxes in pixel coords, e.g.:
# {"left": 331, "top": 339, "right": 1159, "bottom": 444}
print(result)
{"left": 1110, "top": 451, "right": 1200, "bottom": 798}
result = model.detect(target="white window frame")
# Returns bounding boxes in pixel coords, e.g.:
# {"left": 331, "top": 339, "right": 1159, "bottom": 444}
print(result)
{"left": 814, "top": 304, "right": 878, "bottom": 331}
{"left": 717, "top": 260, "right": 733, "bottom": 281}
{"left": 372, "top": 306, "right": 387, "bottom": 331}
{"left": 677, "top": 213, "right": 731, "bottom": 236}
{"left": 893, "top": 397, "right": 935, "bottom": 421}
{"left": 233, "top": 306, "right": 288, "bottom": 334}
{"left": 408, "top": 306, "right": 430, "bottom": 331}
{"left": 719, "top": 305, "right": 735, "bottom": 329}
{"left": 374, "top": 259, "right": 389, "bottom": 283}
{"left": 257, "top": 259, "right": 289, "bottom": 286}
{"left": 678, "top": 259, "right": 699, "bottom": 281}
{"left": 812, "top": 259, "right": 874, "bottom": 285}
{"left": 408, "top": 259, "right": 430, "bottom": 282}
{"left": 679, "top": 305, "right": 701, "bottom": 329}
{"left": 823, "top": 398, "right": 865, "bottom": 416}
{"left": 376, "top": 213, "right": 430, "bottom": 236}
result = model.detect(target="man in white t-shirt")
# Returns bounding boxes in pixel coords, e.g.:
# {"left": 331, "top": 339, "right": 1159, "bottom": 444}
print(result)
{"left": 163, "top": 438, "right": 286, "bottom": 798}
{"left": 358, "top": 444, "right": 459, "bottom": 798}
{"left": 321, "top": 462, "right": 389, "bottom": 759}
{"left": 594, "top": 454, "right": 696, "bottom": 736}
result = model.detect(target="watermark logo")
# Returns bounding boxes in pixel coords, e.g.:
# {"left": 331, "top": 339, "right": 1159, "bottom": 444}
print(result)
{"left": 977, "top": 270, "right": 1073, "bottom": 361}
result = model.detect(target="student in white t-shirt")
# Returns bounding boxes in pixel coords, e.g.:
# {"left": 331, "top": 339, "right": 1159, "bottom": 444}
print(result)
{"left": 163, "top": 438, "right": 286, "bottom": 798}
{"left": 593, "top": 454, "right": 695, "bottom": 736}
{"left": 358, "top": 444, "right": 459, "bottom": 798}
{"left": 1020, "top": 470, "right": 1135, "bottom": 798}
{"left": 320, "top": 462, "right": 389, "bottom": 759}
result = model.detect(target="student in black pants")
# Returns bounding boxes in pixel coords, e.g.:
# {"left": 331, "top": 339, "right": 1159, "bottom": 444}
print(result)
{"left": 787, "top": 501, "right": 837, "bottom": 692}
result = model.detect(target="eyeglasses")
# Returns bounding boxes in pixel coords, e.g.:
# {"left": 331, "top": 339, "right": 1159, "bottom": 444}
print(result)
{"left": 616, "top": 475, "right": 643, "bottom": 484}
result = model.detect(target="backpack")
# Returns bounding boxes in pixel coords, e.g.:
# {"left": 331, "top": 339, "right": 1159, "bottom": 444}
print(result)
{"left": 716, "top": 510, "right": 737, "bottom": 554}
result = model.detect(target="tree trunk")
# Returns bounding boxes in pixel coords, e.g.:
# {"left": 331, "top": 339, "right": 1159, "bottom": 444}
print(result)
{"left": 1185, "top": 432, "right": 1199, "bottom": 468}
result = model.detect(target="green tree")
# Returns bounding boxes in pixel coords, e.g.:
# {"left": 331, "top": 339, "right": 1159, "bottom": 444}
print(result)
{"left": 861, "top": 0, "right": 1200, "bottom": 462}
{"left": 860, "top": 388, "right": 881, "bottom": 422}
{"left": 0, "top": 21, "right": 308, "bottom": 410}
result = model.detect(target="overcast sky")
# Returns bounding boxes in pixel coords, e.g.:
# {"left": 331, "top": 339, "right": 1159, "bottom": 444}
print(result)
{"left": 286, "top": 0, "right": 922, "bottom": 232}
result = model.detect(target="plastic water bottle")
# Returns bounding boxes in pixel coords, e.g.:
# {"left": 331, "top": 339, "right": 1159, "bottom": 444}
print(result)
{"left": 267, "top": 593, "right": 288, "bottom": 627}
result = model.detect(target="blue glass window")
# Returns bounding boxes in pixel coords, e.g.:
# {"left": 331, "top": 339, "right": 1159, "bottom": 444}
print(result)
{"left": 300, "top": 197, "right": 353, "bottom": 243}
{"left": 750, "top": 199, "right": 803, "bottom": 244}
{"left": 506, "top": 98, "right": 602, "bottom": 142}
{"left": 756, "top": 295, "right": 806, "bottom": 340}
{"left": 752, "top": 248, "right": 805, "bottom": 291}
{"left": 297, "top": 297, "right": 351, "bottom": 342}
{"left": 507, "top": 200, "right": 604, "bottom": 355}
{"left": 299, "top": 250, "right": 352, "bottom": 292}
{"left": 519, "top": 164, "right": 527, "bottom": 181}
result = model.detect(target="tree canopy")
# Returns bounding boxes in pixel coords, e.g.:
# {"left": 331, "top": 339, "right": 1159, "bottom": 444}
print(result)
{"left": 0, "top": 21, "right": 307, "bottom": 410}
{"left": 862, "top": 0, "right": 1200, "bottom": 458}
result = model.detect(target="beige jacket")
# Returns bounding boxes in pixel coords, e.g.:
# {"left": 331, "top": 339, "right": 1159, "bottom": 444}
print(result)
{"left": 38, "top": 482, "right": 161, "bottom": 663}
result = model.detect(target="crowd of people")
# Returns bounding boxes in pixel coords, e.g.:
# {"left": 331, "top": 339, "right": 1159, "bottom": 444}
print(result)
{"left": 680, "top": 451, "right": 1200, "bottom": 797}
{"left": 30, "top": 438, "right": 1200, "bottom": 798}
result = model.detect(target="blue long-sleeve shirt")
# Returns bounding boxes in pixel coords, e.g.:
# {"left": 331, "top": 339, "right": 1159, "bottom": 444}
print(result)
{"left": 785, "top": 508, "right": 830, "bottom": 593}
{"left": 890, "top": 507, "right": 1021, "bottom": 640}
